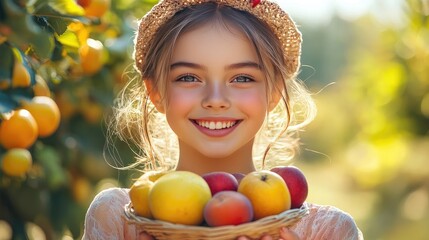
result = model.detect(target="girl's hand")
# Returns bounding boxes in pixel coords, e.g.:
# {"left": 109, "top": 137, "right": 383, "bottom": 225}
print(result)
{"left": 138, "top": 231, "right": 155, "bottom": 240}
{"left": 237, "top": 227, "right": 300, "bottom": 240}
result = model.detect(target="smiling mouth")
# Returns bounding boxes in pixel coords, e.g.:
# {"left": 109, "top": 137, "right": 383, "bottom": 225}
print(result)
{"left": 193, "top": 120, "right": 240, "bottom": 130}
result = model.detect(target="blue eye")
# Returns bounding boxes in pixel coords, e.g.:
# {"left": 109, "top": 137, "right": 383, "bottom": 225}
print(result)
{"left": 233, "top": 75, "right": 253, "bottom": 83}
{"left": 177, "top": 74, "right": 198, "bottom": 82}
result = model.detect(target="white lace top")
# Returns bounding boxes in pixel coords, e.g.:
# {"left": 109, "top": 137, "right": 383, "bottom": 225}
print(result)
{"left": 82, "top": 188, "right": 364, "bottom": 240}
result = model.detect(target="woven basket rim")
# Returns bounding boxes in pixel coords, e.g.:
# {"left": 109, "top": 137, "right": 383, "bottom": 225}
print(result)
{"left": 124, "top": 202, "right": 309, "bottom": 239}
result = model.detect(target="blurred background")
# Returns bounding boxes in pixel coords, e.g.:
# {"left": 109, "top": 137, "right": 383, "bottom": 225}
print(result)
{"left": 0, "top": 0, "right": 427, "bottom": 239}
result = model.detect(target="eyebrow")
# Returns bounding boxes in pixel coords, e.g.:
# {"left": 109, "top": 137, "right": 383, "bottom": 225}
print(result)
{"left": 170, "top": 61, "right": 261, "bottom": 70}
{"left": 226, "top": 61, "right": 261, "bottom": 70}
{"left": 170, "top": 61, "right": 205, "bottom": 70}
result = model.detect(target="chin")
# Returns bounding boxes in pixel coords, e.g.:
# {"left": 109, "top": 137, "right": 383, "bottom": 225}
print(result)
{"left": 199, "top": 151, "right": 234, "bottom": 160}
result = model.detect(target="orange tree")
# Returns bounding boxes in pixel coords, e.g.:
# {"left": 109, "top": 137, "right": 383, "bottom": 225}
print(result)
{"left": 0, "top": 0, "right": 157, "bottom": 239}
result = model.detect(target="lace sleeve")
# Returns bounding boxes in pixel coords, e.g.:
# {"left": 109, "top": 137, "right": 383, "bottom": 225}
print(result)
{"left": 81, "top": 188, "right": 363, "bottom": 240}
{"left": 82, "top": 188, "right": 138, "bottom": 240}
{"left": 291, "top": 203, "right": 364, "bottom": 240}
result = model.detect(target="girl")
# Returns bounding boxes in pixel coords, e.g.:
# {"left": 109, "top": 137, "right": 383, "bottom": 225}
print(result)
{"left": 83, "top": 0, "right": 364, "bottom": 239}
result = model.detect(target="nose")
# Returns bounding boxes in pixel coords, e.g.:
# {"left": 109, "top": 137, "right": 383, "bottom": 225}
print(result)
{"left": 201, "top": 82, "right": 231, "bottom": 110}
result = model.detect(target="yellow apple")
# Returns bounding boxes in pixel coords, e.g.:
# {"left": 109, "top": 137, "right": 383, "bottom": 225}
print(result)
{"left": 140, "top": 170, "right": 169, "bottom": 183}
{"left": 238, "top": 170, "right": 291, "bottom": 220}
{"left": 129, "top": 171, "right": 168, "bottom": 218}
{"left": 149, "top": 171, "right": 211, "bottom": 225}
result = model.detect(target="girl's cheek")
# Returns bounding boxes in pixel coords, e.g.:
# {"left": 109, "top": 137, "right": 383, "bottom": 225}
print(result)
{"left": 166, "top": 90, "right": 199, "bottom": 110}
{"left": 233, "top": 90, "right": 268, "bottom": 108}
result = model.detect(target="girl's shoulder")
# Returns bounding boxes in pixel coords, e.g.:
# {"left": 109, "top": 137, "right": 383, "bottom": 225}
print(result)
{"left": 91, "top": 187, "right": 130, "bottom": 205}
{"left": 292, "top": 203, "right": 364, "bottom": 240}
{"left": 84, "top": 187, "right": 130, "bottom": 224}
{"left": 306, "top": 202, "right": 355, "bottom": 219}
{"left": 82, "top": 188, "right": 134, "bottom": 240}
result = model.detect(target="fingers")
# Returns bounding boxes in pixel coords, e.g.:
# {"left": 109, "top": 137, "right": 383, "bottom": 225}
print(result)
{"left": 261, "top": 235, "right": 273, "bottom": 240}
{"left": 237, "top": 237, "right": 250, "bottom": 240}
{"left": 279, "top": 227, "right": 300, "bottom": 240}
{"left": 138, "top": 231, "right": 155, "bottom": 240}
{"left": 237, "top": 237, "right": 249, "bottom": 240}
{"left": 237, "top": 228, "right": 300, "bottom": 240}
{"left": 237, "top": 235, "right": 273, "bottom": 240}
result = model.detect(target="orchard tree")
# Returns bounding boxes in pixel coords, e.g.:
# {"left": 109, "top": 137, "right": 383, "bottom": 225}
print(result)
{"left": 0, "top": 0, "right": 156, "bottom": 239}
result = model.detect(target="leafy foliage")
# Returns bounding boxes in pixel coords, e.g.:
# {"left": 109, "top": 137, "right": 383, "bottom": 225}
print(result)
{"left": 0, "top": 0, "right": 147, "bottom": 238}
{"left": 299, "top": 0, "right": 429, "bottom": 239}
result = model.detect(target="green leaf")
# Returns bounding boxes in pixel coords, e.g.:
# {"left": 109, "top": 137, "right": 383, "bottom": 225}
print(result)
{"left": 0, "top": 43, "right": 13, "bottom": 86}
{"left": 0, "top": 92, "right": 18, "bottom": 114}
{"left": 51, "top": 39, "right": 64, "bottom": 61}
{"left": 34, "top": 144, "right": 68, "bottom": 189}
{"left": 2, "top": 0, "right": 26, "bottom": 18}
{"left": 5, "top": 14, "right": 55, "bottom": 60}
{"left": 33, "top": 5, "right": 69, "bottom": 35}
{"left": 7, "top": 87, "right": 34, "bottom": 103}
{"left": 30, "top": 33, "right": 56, "bottom": 60}
{"left": 32, "top": 3, "right": 92, "bottom": 35}
{"left": 45, "top": 16, "right": 70, "bottom": 35}
{"left": 48, "top": 0, "right": 85, "bottom": 16}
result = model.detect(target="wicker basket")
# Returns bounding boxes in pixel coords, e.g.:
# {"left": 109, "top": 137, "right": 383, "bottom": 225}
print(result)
{"left": 124, "top": 202, "right": 309, "bottom": 240}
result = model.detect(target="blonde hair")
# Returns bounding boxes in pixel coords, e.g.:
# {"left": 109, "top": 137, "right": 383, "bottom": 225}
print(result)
{"left": 107, "top": 3, "right": 316, "bottom": 171}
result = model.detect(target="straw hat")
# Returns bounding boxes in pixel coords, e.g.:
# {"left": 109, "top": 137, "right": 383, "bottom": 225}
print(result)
{"left": 134, "top": 0, "right": 302, "bottom": 77}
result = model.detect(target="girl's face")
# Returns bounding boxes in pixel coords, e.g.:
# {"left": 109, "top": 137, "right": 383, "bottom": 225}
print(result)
{"left": 159, "top": 23, "right": 275, "bottom": 162}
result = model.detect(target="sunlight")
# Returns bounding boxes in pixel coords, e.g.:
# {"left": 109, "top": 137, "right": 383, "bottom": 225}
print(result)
{"left": 277, "top": 0, "right": 405, "bottom": 26}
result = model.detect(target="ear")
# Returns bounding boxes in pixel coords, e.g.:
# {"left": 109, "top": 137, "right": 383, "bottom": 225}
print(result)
{"left": 144, "top": 79, "right": 165, "bottom": 113}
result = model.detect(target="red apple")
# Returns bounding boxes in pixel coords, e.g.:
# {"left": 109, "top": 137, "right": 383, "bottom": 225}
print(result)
{"left": 231, "top": 173, "right": 245, "bottom": 184}
{"left": 77, "top": 0, "right": 91, "bottom": 8}
{"left": 202, "top": 171, "right": 238, "bottom": 196}
{"left": 203, "top": 191, "right": 253, "bottom": 227}
{"left": 270, "top": 166, "right": 308, "bottom": 209}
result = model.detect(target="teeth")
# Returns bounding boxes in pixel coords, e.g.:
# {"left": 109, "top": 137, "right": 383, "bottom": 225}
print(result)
{"left": 196, "top": 120, "right": 237, "bottom": 130}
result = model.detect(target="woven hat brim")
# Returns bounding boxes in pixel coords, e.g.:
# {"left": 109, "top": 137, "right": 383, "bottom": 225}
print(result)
{"left": 134, "top": 0, "right": 302, "bottom": 77}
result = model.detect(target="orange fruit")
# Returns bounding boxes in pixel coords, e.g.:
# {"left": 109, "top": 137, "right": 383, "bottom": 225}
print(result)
{"left": 0, "top": 109, "right": 38, "bottom": 149}
{"left": 0, "top": 35, "right": 7, "bottom": 44}
{"left": 83, "top": 0, "right": 110, "bottom": 18}
{"left": 72, "top": 176, "right": 92, "bottom": 203}
{"left": 33, "top": 75, "right": 51, "bottom": 97}
{"left": 79, "top": 38, "right": 104, "bottom": 75}
{"left": 11, "top": 61, "right": 31, "bottom": 88}
{"left": 22, "top": 96, "right": 61, "bottom": 137}
{"left": 80, "top": 100, "right": 103, "bottom": 124}
{"left": 0, "top": 80, "right": 10, "bottom": 90}
{"left": 55, "top": 91, "right": 77, "bottom": 120}
{"left": 1, "top": 148, "right": 32, "bottom": 177}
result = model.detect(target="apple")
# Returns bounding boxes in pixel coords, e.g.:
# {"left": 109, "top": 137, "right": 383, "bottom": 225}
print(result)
{"left": 149, "top": 171, "right": 211, "bottom": 225}
{"left": 202, "top": 171, "right": 239, "bottom": 196}
{"left": 77, "top": 0, "right": 91, "bottom": 8}
{"left": 238, "top": 170, "right": 291, "bottom": 220}
{"left": 203, "top": 191, "right": 253, "bottom": 227}
{"left": 270, "top": 166, "right": 308, "bottom": 209}
{"left": 231, "top": 173, "right": 245, "bottom": 184}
